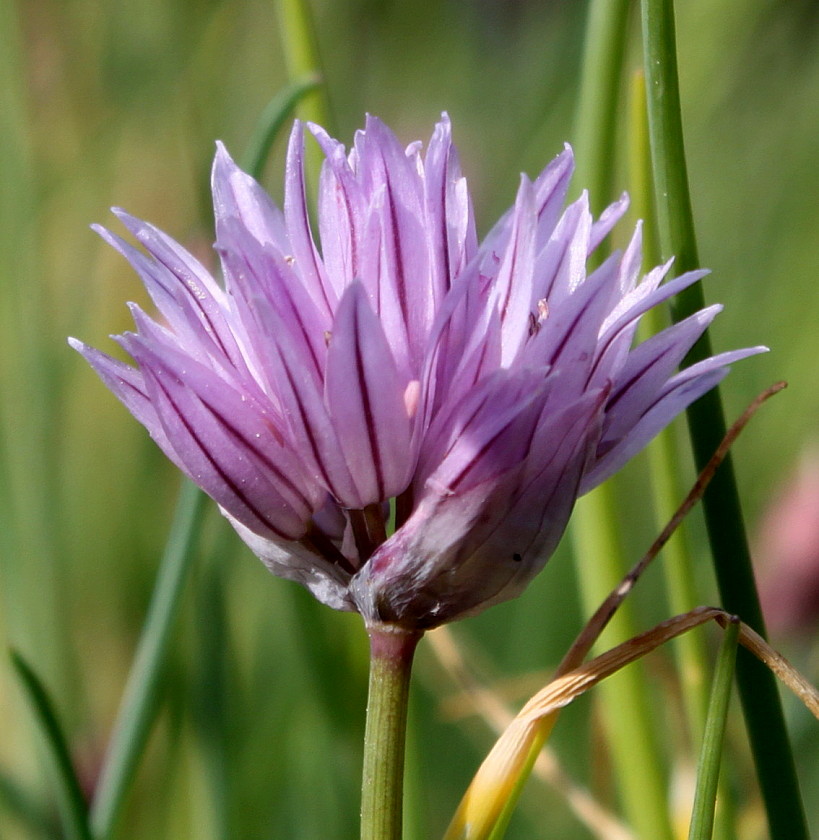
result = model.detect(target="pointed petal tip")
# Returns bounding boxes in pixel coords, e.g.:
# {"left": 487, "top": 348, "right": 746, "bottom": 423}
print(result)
{"left": 435, "top": 111, "right": 452, "bottom": 133}
{"left": 110, "top": 208, "right": 145, "bottom": 233}
{"left": 556, "top": 143, "right": 574, "bottom": 168}
{"left": 212, "top": 139, "right": 236, "bottom": 169}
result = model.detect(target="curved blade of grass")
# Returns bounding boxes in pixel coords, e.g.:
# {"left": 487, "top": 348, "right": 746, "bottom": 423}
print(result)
{"left": 89, "top": 480, "right": 207, "bottom": 840}
{"left": 640, "top": 2, "right": 808, "bottom": 836}
{"left": 687, "top": 618, "right": 739, "bottom": 840}
{"left": 240, "top": 75, "right": 322, "bottom": 180}
{"left": 0, "top": 768, "right": 55, "bottom": 838}
{"left": 10, "top": 650, "right": 93, "bottom": 840}
{"left": 445, "top": 604, "right": 819, "bottom": 840}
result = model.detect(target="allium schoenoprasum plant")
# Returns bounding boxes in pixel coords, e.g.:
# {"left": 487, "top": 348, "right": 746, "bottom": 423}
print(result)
{"left": 69, "top": 112, "right": 769, "bottom": 840}
{"left": 70, "top": 115, "right": 762, "bottom": 631}
{"left": 5, "top": 1, "right": 819, "bottom": 840}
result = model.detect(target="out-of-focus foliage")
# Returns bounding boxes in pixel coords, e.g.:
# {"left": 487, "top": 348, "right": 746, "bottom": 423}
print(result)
{"left": 1, "top": 0, "right": 817, "bottom": 838}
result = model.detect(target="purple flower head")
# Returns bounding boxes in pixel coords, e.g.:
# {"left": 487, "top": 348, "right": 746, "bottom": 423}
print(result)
{"left": 71, "top": 114, "right": 764, "bottom": 629}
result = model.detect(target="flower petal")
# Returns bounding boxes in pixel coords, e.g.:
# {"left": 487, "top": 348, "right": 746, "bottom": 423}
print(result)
{"left": 584, "top": 346, "right": 768, "bottom": 489}
{"left": 124, "top": 336, "right": 319, "bottom": 539}
{"left": 423, "top": 113, "right": 478, "bottom": 301}
{"left": 284, "top": 121, "right": 337, "bottom": 316}
{"left": 225, "top": 513, "right": 356, "bottom": 611}
{"left": 325, "top": 283, "right": 414, "bottom": 504}
{"left": 211, "top": 141, "right": 290, "bottom": 252}
{"left": 352, "top": 388, "right": 604, "bottom": 627}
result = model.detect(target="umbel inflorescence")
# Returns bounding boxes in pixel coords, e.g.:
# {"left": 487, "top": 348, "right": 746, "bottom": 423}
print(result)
{"left": 71, "top": 114, "right": 762, "bottom": 629}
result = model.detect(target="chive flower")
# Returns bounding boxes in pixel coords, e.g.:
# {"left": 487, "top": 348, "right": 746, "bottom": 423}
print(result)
{"left": 70, "top": 115, "right": 762, "bottom": 628}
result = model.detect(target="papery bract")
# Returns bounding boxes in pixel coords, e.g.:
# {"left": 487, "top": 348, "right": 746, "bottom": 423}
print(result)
{"left": 71, "top": 114, "right": 764, "bottom": 628}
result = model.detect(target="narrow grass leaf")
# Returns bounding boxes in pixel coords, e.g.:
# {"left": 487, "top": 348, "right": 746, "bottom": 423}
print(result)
{"left": 572, "top": 0, "right": 631, "bottom": 210}
{"left": 687, "top": 619, "right": 739, "bottom": 840}
{"left": 640, "top": 2, "right": 808, "bottom": 836}
{"left": 10, "top": 650, "right": 93, "bottom": 840}
{"left": 276, "top": 0, "right": 334, "bottom": 187}
{"left": 89, "top": 480, "right": 207, "bottom": 840}
{"left": 240, "top": 76, "right": 322, "bottom": 180}
{"left": 571, "top": 4, "right": 675, "bottom": 838}
{"left": 0, "top": 768, "right": 55, "bottom": 838}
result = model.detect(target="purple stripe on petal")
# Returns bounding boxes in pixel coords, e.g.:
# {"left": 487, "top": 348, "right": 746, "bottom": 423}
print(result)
{"left": 284, "top": 121, "right": 337, "bottom": 317}
{"left": 134, "top": 349, "right": 314, "bottom": 540}
{"left": 68, "top": 338, "right": 176, "bottom": 453}
{"left": 490, "top": 176, "right": 536, "bottom": 366}
{"left": 583, "top": 369, "right": 729, "bottom": 492}
{"left": 325, "top": 283, "right": 414, "bottom": 504}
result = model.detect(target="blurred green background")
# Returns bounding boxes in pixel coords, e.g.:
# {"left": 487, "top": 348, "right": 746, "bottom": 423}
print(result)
{"left": 1, "top": 0, "right": 818, "bottom": 837}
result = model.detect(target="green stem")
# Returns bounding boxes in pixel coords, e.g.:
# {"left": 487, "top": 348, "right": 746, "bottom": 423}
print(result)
{"left": 627, "top": 71, "right": 737, "bottom": 840}
{"left": 276, "top": 0, "right": 334, "bottom": 190}
{"left": 89, "top": 480, "right": 207, "bottom": 840}
{"left": 571, "top": 4, "right": 675, "bottom": 839}
{"left": 687, "top": 619, "right": 739, "bottom": 840}
{"left": 361, "top": 624, "right": 421, "bottom": 840}
{"left": 640, "top": 2, "right": 808, "bottom": 837}
{"left": 572, "top": 0, "right": 632, "bottom": 211}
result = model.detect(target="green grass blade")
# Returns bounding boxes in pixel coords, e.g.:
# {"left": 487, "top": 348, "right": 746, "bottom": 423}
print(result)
{"left": 571, "top": 4, "right": 675, "bottom": 839}
{"left": 572, "top": 0, "right": 632, "bottom": 211}
{"left": 0, "top": 768, "right": 55, "bottom": 838}
{"left": 276, "top": 0, "right": 334, "bottom": 190}
{"left": 687, "top": 619, "right": 739, "bottom": 840}
{"left": 240, "top": 76, "right": 322, "bottom": 180}
{"left": 10, "top": 650, "right": 93, "bottom": 840}
{"left": 640, "top": 2, "right": 808, "bottom": 837}
{"left": 89, "top": 480, "right": 207, "bottom": 840}
{"left": 627, "top": 70, "right": 737, "bottom": 840}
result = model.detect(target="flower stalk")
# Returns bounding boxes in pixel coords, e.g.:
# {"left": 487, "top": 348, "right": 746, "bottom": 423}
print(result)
{"left": 361, "top": 624, "right": 422, "bottom": 840}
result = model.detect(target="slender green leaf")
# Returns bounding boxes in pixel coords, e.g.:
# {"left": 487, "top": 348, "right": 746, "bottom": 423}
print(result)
{"left": 571, "top": 4, "right": 675, "bottom": 839}
{"left": 241, "top": 76, "right": 322, "bottom": 180}
{"left": 0, "top": 768, "right": 55, "bottom": 838}
{"left": 276, "top": 0, "right": 334, "bottom": 189}
{"left": 89, "top": 480, "right": 207, "bottom": 840}
{"left": 640, "top": 2, "right": 808, "bottom": 837}
{"left": 627, "top": 70, "right": 737, "bottom": 840}
{"left": 572, "top": 0, "right": 631, "bottom": 211}
{"left": 10, "top": 650, "right": 93, "bottom": 840}
{"left": 687, "top": 619, "right": 739, "bottom": 840}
